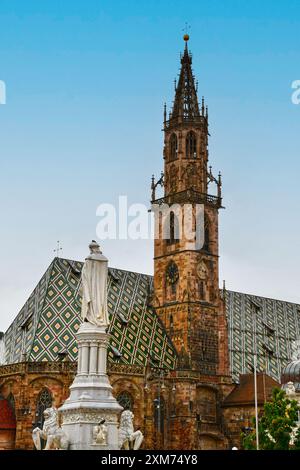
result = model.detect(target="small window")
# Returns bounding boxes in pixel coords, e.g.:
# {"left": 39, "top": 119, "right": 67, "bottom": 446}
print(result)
{"left": 169, "top": 133, "right": 178, "bottom": 161}
{"left": 202, "top": 223, "right": 210, "bottom": 252}
{"left": 34, "top": 388, "right": 53, "bottom": 429}
{"left": 117, "top": 391, "right": 134, "bottom": 411}
{"left": 199, "top": 281, "right": 205, "bottom": 300}
{"left": 167, "top": 211, "right": 180, "bottom": 244}
{"left": 186, "top": 131, "right": 197, "bottom": 159}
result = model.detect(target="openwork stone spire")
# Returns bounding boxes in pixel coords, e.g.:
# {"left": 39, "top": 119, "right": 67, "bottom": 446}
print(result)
{"left": 170, "top": 36, "right": 201, "bottom": 124}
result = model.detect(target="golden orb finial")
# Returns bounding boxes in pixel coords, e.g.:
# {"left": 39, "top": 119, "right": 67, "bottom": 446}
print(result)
{"left": 183, "top": 33, "right": 189, "bottom": 42}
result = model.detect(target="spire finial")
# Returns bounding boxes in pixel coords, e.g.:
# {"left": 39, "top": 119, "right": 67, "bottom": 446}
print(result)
{"left": 182, "top": 22, "right": 191, "bottom": 43}
{"left": 182, "top": 23, "right": 191, "bottom": 53}
{"left": 170, "top": 25, "right": 200, "bottom": 123}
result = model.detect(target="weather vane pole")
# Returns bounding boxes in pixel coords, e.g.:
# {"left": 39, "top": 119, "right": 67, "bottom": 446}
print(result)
{"left": 53, "top": 240, "right": 63, "bottom": 257}
{"left": 182, "top": 22, "right": 191, "bottom": 41}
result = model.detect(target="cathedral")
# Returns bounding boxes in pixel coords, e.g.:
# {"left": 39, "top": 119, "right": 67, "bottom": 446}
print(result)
{"left": 0, "top": 36, "right": 300, "bottom": 450}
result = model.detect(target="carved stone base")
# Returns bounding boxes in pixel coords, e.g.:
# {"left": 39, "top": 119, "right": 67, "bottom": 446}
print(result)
{"left": 60, "top": 408, "right": 120, "bottom": 450}
{"left": 58, "top": 323, "right": 122, "bottom": 450}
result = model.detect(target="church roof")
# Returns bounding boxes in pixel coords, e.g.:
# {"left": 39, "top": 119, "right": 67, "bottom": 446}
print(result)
{"left": 222, "top": 373, "right": 280, "bottom": 406}
{"left": 225, "top": 290, "right": 300, "bottom": 382}
{"left": 166, "top": 37, "right": 208, "bottom": 129}
{"left": 2, "top": 258, "right": 300, "bottom": 383}
{"left": 3, "top": 258, "right": 176, "bottom": 370}
{"left": 170, "top": 41, "right": 200, "bottom": 123}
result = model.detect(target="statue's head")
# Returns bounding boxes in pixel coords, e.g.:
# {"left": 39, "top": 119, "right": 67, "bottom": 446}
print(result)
{"left": 43, "top": 407, "right": 57, "bottom": 422}
{"left": 89, "top": 240, "right": 101, "bottom": 255}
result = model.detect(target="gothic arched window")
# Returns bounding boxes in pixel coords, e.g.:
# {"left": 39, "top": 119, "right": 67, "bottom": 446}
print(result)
{"left": 203, "top": 223, "right": 210, "bottom": 252}
{"left": 6, "top": 393, "right": 15, "bottom": 416}
{"left": 186, "top": 131, "right": 197, "bottom": 159}
{"left": 167, "top": 211, "right": 180, "bottom": 244}
{"left": 34, "top": 388, "right": 52, "bottom": 429}
{"left": 117, "top": 391, "right": 134, "bottom": 411}
{"left": 169, "top": 133, "right": 178, "bottom": 161}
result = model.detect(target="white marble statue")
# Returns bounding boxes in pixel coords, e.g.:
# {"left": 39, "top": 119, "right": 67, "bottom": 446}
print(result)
{"left": 81, "top": 240, "right": 109, "bottom": 327}
{"left": 118, "top": 410, "right": 144, "bottom": 450}
{"left": 32, "top": 407, "right": 69, "bottom": 450}
{"left": 93, "top": 419, "right": 108, "bottom": 445}
{"left": 286, "top": 381, "right": 296, "bottom": 397}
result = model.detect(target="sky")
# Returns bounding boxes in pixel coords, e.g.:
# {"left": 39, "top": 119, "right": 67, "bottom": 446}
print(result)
{"left": 0, "top": 0, "right": 300, "bottom": 331}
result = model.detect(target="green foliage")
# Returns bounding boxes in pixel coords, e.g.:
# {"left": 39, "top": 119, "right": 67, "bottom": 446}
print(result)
{"left": 241, "top": 387, "right": 300, "bottom": 450}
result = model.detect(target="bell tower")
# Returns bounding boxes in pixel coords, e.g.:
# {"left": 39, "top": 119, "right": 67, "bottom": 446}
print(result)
{"left": 151, "top": 35, "right": 229, "bottom": 376}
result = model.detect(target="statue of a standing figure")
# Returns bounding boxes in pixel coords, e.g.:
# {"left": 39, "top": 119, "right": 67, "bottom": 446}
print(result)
{"left": 92, "top": 419, "right": 108, "bottom": 445}
{"left": 81, "top": 240, "right": 109, "bottom": 327}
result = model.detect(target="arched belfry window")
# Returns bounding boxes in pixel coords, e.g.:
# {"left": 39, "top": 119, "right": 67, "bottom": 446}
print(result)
{"left": 34, "top": 388, "right": 53, "bottom": 429}
{"left": 169, "top": 133, "right": 178, "bottom": 161}
{"left": 117, "top": 391, "right": 134, "bottom": 411}
{"left": 203, "top": 222, "right": 210, "bottom": 252}
{"left": 186, "top": 131, "right": 197, "bottom": 159}
{"left": 167, "top": 211, "right": 180, "bottom": 244}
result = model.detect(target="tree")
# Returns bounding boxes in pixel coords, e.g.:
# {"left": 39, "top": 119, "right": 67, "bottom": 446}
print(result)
{"left": 242, "top": 387, "right": 300, "bottom": 450}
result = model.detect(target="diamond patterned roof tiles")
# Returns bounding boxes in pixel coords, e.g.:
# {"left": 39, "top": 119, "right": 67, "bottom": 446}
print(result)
{"left": 3, "top": 258, "right": 176, "bottom": 370}
{"left": 3, "top": 259, "right": 300, "bottom": 383}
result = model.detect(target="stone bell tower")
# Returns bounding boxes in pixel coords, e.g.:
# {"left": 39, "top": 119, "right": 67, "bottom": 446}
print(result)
{"left": 151, "top": 35, "right": 229, "bottom": 376}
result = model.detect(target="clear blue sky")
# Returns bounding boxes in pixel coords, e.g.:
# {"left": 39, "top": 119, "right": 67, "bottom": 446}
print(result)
{"left": 1, "top": 0, "right": 300, "bottom": 331}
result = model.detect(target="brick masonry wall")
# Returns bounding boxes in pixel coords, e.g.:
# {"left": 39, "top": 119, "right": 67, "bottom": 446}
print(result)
{"left": 0, "top": 367, "right": 145, "bottom": 450}
{"left": 0, "top": 364, "right": 257, "bottom": 450}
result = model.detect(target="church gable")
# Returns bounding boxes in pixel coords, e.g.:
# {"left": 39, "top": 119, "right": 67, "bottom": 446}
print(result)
{"left": 4, "top": 258, "right": 177, "bottom": 369}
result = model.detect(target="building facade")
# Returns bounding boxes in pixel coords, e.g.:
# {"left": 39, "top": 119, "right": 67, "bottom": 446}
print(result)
{"left": 0, "top": 37, "right": 299, "bottom": 450}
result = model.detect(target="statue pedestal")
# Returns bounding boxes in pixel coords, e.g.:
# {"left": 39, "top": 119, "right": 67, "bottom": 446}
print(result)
{"left": 59, "top": 322, "right": 122, "bottom": 450}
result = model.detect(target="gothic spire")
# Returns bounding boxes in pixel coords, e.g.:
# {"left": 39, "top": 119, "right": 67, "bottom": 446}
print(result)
{"left": 169, "top": 35, "right": 201, "bottom": 124}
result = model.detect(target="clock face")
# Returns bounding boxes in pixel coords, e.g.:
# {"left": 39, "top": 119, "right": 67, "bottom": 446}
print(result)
{"left": 166, "top": 262, "right": 179, "bottom": 284}
{"left": 197, "top": 261, "right": 207, "bottom": 279}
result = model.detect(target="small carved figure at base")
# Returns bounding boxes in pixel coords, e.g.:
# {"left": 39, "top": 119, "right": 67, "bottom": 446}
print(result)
{"left": 93, "top": 419, "right": 108, "bottom": 445}
{"left": 32, "top": 407, "right": 69, "bottom": 450}
{"left": 286, "top": 381, "right": 296, "bottom": 397}
{"left": 118, "top": 410, "right": 144, "bottom": 450}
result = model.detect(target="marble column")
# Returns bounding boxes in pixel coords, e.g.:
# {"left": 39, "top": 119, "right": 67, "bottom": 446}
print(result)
{"left": 58, "top": 323, "right": 122, "bottom": 450}
{"left": 58, "top": 241, "right": 122, "bottom": 450}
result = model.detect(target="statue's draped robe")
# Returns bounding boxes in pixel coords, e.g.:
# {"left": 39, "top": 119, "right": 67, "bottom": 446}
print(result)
{"left": 81, "top": 257, "right": 109, "bottom": 327}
